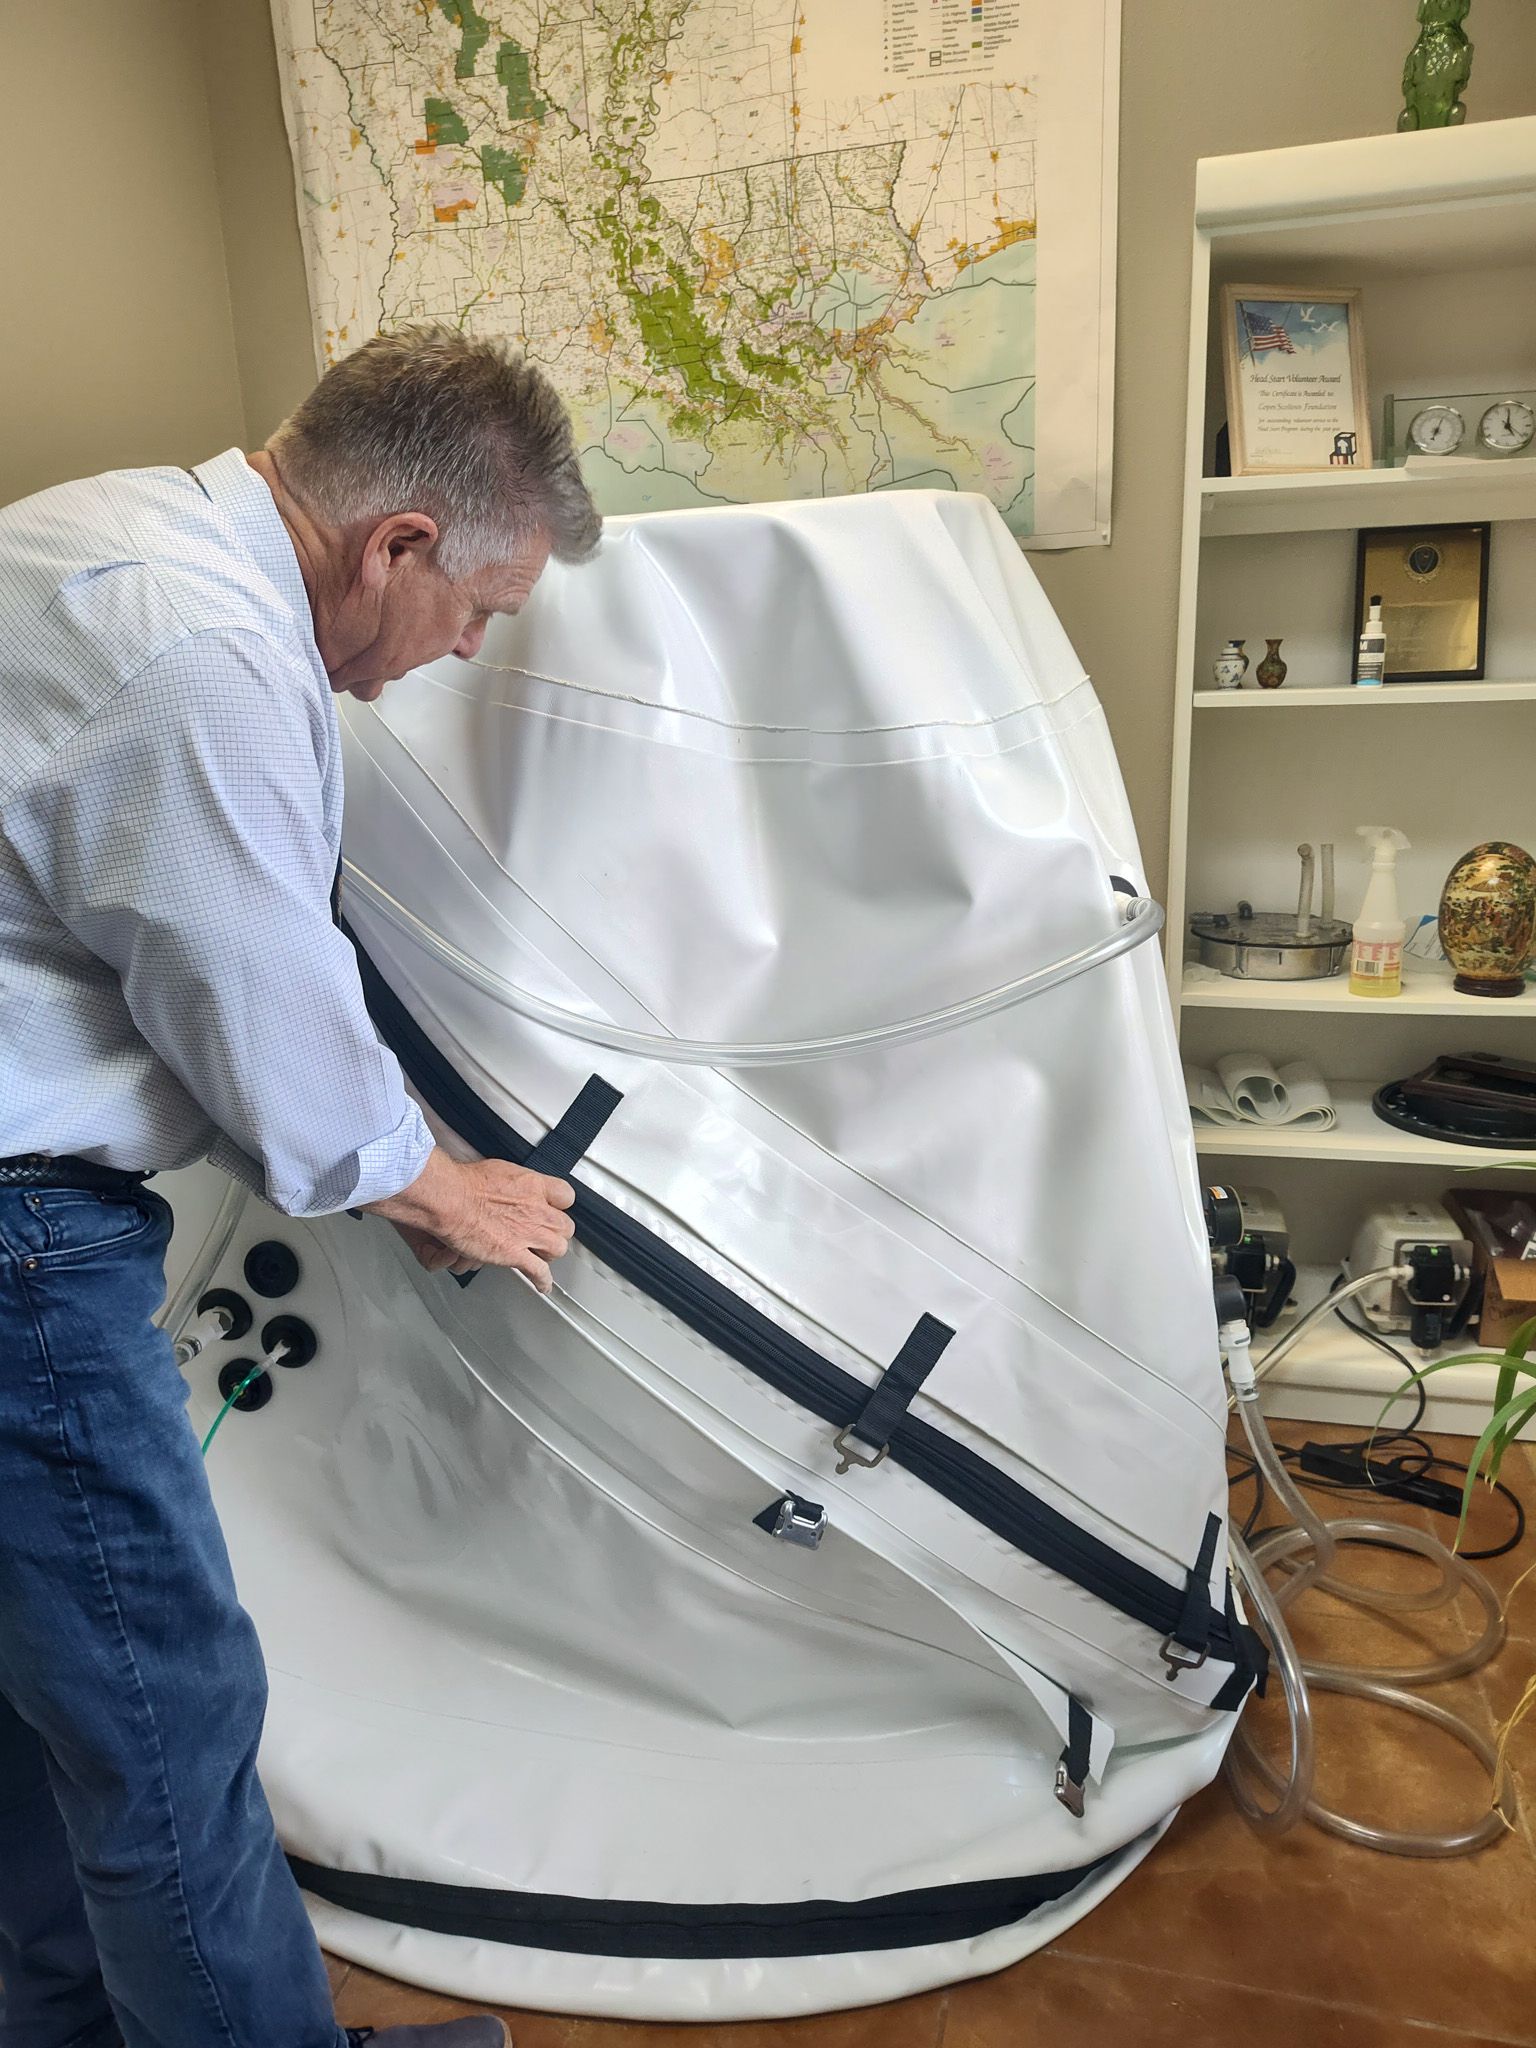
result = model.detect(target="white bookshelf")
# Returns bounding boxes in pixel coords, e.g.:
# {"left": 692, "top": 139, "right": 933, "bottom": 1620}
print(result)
{"left": 1199, "top": 458, "right": 1536, "bottom": 536}
{"left": 1180, "top": 962, "right": 1532, "bottom": 1014}
{"left": 1193, "top": 1082, "right": 1512, "bottom": 1165}
{"left": 1193, "top": 679, "right": 1536, "bottom": 709}
{"left": 1167, "top": 118, "right": 1536, "bottom": 1435}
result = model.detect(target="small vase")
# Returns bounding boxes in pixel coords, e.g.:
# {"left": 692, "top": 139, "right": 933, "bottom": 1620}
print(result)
{"left": 1438, "top": 842, "right": 1536, "bottom": 997}
{"left": 1255, "top": 638, "right": 1287, "bottom": 690}
{"left": 1212, "top": 639, "right": 1247, "bottom": 691}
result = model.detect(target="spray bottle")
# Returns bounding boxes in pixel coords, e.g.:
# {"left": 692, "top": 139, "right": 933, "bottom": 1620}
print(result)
{"left": 1349, "top": 826, "right": 1410, "bottom": 998}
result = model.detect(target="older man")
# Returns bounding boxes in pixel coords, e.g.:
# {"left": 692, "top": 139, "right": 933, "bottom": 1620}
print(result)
{"left": 0, "top": 327, "right": 599, "bottom": 2048}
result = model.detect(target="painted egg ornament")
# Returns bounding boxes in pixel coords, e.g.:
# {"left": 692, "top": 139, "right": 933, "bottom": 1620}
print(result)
{"left": 1438, "top": 841, "right": 1536, "bottom": 998}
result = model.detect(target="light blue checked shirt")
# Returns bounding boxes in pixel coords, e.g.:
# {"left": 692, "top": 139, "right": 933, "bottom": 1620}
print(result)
{"left": 0, "top": 449, "right": 433, "bottom": 1214}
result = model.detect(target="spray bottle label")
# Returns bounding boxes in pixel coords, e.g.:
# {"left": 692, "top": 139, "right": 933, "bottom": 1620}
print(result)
{"left": 1349, "top": 938, "right": 1402, "bottom": 995}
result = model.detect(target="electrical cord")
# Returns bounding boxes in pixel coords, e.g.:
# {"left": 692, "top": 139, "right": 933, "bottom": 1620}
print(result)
{"left": 1226, "top": 1287, "right": 1525, "bottom": 1562}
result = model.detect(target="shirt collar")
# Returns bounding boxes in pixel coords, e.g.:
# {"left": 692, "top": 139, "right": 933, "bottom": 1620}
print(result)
{"left": 189, "top": 449, "right": 316, "bottom": 643}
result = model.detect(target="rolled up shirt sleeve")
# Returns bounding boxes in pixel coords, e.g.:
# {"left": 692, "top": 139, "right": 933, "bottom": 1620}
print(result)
{"left": 5, "top": 627, "right": 433, "bottom": 1214}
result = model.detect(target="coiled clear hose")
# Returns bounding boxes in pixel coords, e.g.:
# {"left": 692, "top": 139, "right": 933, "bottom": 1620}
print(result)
{"left": 1224, "top": 1273, "right": 1517, "bottom": 1856}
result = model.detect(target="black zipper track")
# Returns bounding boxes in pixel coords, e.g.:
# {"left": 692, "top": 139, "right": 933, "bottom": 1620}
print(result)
{"left": 346, "top": 927, "right": 1247, "bottom": 1678}
{"left": 288, "top": 1849, "right": 1123, "bottom": 1958}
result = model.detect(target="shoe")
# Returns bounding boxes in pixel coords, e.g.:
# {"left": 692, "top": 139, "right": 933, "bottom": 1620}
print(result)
{"left": 345, "top": 2023, "right": 511, "bottom": 2046}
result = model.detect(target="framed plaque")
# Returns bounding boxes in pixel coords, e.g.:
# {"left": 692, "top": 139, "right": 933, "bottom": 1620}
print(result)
{"left": 1353, "top": 523, "right": 1490, "bottom": 683}
{"left": 1220, "top": 285, "right": 1372, "bottom": 475}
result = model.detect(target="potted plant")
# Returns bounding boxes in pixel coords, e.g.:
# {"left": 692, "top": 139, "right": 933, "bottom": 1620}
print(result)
{"left": 1381, "top": 1164, "right": 1536, "bottom": 1791}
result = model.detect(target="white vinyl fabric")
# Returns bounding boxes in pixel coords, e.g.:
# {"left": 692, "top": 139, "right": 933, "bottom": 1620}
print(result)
{"left": 179, "top": 491, "right": 1243, "bottom": 2019}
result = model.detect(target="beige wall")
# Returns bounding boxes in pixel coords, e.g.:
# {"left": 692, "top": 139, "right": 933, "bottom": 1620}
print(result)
{"left": 198, "top": 0, "right": 317, "bottom": 451}
{"left": 0, "top": 0, "right": 246, "bottom": 505}
{"left": 8, "top": 0, "right": 1536, "bottom": 888}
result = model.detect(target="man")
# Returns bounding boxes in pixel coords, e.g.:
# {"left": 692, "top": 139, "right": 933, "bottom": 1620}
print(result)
{"left": 0, "top": 326, "right": 601, "bottom": 2048}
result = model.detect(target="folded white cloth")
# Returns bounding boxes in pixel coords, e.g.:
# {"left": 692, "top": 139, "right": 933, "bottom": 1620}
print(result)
{"left": 1185, "top": 1054, "right": 1336, "bottom": 1130}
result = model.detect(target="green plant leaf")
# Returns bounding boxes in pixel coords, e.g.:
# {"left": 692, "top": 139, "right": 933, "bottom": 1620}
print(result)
{"left": 1493, "top": 1359, "right": 1519, "bottom": 1423}
{"left": 1456, "top": 1381, "right": 1536, "bottom": 1549}
{"left": 1374, "top": 1350, "right": 1536, "bottom": 1439}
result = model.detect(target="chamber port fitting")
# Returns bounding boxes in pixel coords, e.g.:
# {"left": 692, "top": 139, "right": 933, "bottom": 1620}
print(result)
{"left": 213, "top": 1319, "right": 317, "bottom": 1417}
{"left": 260, "top": 1315, "right": 317, "bottom": 1368}
{"left": 243, "top": 1240, "right": 302, "bottom": 1299}
{"left": 174, "top": 1289, "right": 253, "bottom": 1366}
{"left": 218, "top": 1357, "right": 274, "bottom": 1413}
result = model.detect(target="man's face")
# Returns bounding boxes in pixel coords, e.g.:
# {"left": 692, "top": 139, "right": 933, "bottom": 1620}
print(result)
{"left": 325, "top": 526, "right": 553, "bottom": 700}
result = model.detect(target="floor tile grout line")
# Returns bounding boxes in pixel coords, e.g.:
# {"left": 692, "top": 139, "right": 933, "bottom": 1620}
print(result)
{"left": 1038, "top": 1945, "right": 1536, "bottom": 2047}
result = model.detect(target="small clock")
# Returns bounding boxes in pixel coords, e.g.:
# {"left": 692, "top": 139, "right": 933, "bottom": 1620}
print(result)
{"left": 1479, "top": 398, "right": 1536, "bottom": 454}
{"left": 1407, "top": 404, "right": 1465, "bottom": 456}
{"left": 1386, "top": 387, "right": 1536, "bottom": 465}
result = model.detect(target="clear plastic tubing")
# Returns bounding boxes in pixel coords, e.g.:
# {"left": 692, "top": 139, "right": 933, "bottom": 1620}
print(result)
{"left": 1225, "top": 1273, "right": 1516, "bottom": 1856}
{"left": 155, "top": 1176, "right": 247, "bottom": 1349}
{"left": 341, "top": 861, "right": 1164, "bottom": 1067}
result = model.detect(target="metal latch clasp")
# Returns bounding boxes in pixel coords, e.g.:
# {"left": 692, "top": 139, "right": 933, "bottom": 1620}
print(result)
{"left": 1053, "top": 1761, "right": 1086, "bottom": 1818}
{"left": 771, "top": 1495, "right": 828, "bottom": 1549}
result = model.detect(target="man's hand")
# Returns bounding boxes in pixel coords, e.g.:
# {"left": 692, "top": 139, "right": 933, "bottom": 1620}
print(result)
{"left": 388, "top": 1222, "right": 478, "bottom": 1277}
{"left": 363, "top": 1146, "right": 576, "bottom": 1293}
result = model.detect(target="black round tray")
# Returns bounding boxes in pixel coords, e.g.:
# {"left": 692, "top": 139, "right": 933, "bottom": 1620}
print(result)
{"left": 1372, "top": 1080, "right": 1536, "bottom": 1150}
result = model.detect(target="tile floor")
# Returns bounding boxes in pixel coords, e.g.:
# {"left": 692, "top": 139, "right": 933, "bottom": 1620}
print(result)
{"left": 326, "top": 1423, "right": 1536, "bottom": 2047}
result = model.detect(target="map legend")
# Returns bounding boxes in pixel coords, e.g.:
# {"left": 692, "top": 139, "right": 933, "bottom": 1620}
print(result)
{"left": 883, "top": 0, "right": 1024, "bottom": 82}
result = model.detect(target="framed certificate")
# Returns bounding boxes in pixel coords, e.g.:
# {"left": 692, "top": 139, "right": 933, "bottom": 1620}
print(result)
{"left": 1220, "top": 285, "right": 1372, "bottom": 476}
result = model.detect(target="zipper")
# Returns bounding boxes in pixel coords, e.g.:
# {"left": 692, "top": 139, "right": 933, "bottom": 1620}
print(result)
{"left": 288, "top": 1849, "right": 1121, "bottom": 1958}
{"left": 346, "top": 929, "right": 1247, "bottom": 1678}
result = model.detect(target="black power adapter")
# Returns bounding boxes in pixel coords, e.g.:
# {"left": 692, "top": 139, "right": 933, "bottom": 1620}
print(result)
{"left": 1296, "top": 1440, "right": 1468, "bottom": 1518}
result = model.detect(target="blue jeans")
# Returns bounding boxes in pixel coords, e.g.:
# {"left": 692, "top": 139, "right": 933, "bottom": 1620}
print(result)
{"left": 0, "top": 1186, "right": 345, "bottom": 2048}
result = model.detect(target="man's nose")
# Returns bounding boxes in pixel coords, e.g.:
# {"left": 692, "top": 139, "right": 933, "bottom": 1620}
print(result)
{"left": 455, "top": 618, "right": 489, "bottom": 661}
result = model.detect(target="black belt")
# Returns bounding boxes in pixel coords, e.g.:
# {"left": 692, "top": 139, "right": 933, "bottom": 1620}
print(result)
{"left": 0, "top": 1154, "right": 151, "bottom": 1195}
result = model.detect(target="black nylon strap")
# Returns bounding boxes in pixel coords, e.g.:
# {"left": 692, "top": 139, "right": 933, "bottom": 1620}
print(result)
{"left": 523, "top": 1076, "right": 623, "bottom": 1180}
{"left": 1210, "top": 1575, "right": 1269, "bottom": 1710}
{"left": 449, "top": 1075, "right": 621, "bottom": 1290}
{"left": 847, "top": 1313, "right": 955, "bottom": 1453}
{"left": 1170, "top": 1511, "right": 1223, "bottom": 1655}
{"left": 1060, "top": 1695, "right": 1092, "bottom": 1791}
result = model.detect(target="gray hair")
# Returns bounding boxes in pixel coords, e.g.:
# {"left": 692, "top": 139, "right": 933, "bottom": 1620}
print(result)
{"left": 267, "top": 323, "right": 601, "bottom": 577}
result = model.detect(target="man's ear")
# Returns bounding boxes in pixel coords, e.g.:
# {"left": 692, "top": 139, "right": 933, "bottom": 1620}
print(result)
{"left": 358, "top": 512, "right": 440, "bottom": 591}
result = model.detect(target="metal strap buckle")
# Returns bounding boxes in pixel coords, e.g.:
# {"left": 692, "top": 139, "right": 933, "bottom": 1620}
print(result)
{"left": 771, "top": 1496, "right": 828, "bottom": 1549}
{"left": 1159, "top": 1634, "right": 1209, "bottom": 1681}
{"left": 832, "top": 1427, "right": 889, "bottom": 1476}
{"left": 1053, "top": 1761, "right": 1086, "bottom": 1818}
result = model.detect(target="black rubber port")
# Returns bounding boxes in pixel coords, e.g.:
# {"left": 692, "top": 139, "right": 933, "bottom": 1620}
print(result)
{"left": 196, "top": 1287, "right": 253, "bottom": 1342}
{"left": 261, "top": 1315, "right": 318, "bottom": 1369}
{"left": 217, "top": 1359, "right": 273, "bottom": 1413}
{"left": 243, "top": 1240, "right": 301, "bottom": 1299}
